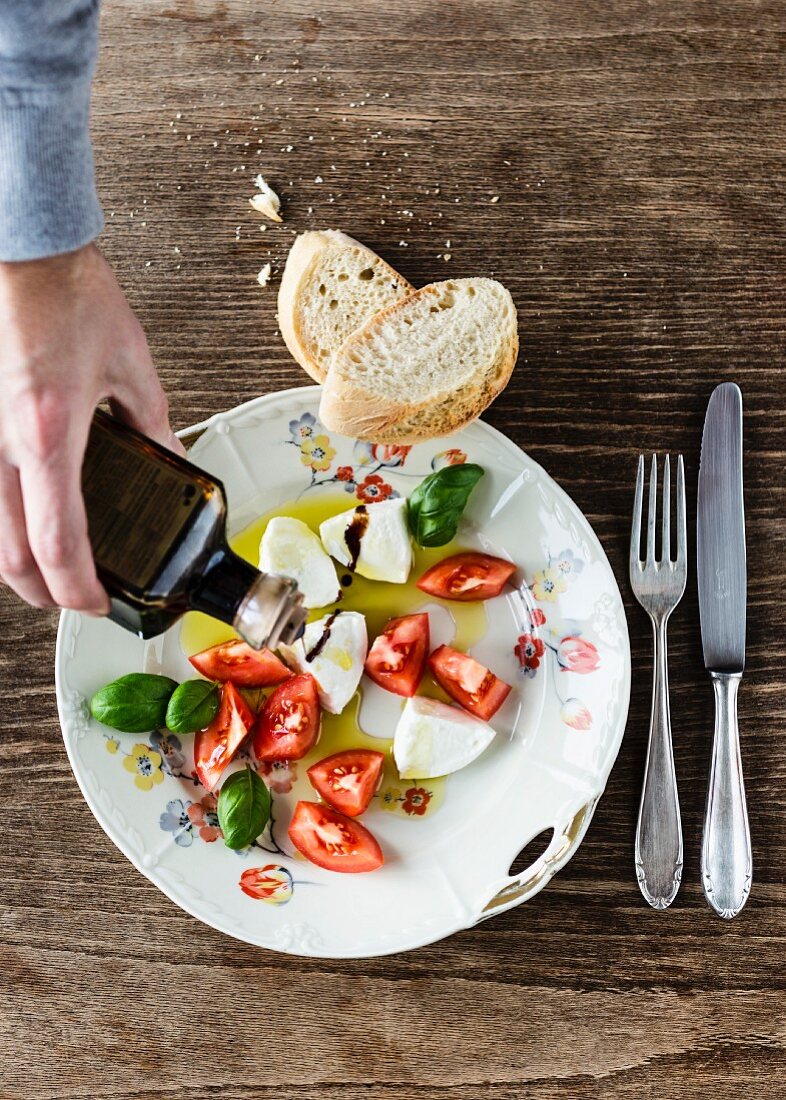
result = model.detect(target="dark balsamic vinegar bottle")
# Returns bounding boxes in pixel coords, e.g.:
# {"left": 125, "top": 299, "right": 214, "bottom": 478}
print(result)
{"left": 80, "top": 409, "right": 306, "bottom": 647}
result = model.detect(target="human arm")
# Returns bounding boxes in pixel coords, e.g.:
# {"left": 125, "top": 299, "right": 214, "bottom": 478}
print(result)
{"left": 0, "top": 0, "right": 103, "bottom": 260}
{"left": 0, "top": 2, "right": 181, "bottom": 613}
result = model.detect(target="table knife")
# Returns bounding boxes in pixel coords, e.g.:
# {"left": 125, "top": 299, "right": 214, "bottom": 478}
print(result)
{"left": 697, "top": 382, "right": 752, "bottom": 918}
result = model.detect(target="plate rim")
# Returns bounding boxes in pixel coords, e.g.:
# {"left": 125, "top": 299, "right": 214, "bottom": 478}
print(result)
{"left": 56, "top": 385, "right": 631, "bottom": 957}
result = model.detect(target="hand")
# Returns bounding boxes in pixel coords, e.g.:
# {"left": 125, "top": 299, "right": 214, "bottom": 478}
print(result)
{"left": 0, "top": 243, "right": 183, "bottom": 614}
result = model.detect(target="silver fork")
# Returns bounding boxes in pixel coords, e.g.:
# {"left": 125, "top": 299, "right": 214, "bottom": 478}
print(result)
{"left": 629, "top": 454, "right": 687, "bottom": 909}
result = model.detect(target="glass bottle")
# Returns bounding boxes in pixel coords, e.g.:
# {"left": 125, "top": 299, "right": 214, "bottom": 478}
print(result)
{"left": 80, "top": 409, "right": 306, "bottom": 648}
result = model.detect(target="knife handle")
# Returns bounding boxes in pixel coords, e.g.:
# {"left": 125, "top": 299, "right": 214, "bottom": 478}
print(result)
{"left": 701, "top": 672, "right": 752, "bottom": 918}
{"left": 635, "top": 616, "right": 683, "bottom": 909}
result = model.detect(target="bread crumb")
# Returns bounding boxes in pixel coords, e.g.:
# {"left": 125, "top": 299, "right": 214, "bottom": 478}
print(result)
{"left": 257, "top": 263, "right": 272, "bottom": 287}
{"left": 490, "top": 195, "right": 500, "bottom": 204}
{"left": 443, "top": 253, "right": 452, "bottom": 261}
{"left": 250, "top": 175, "right": 282, "bottom": 222}
{"left": 314, "top": 175, "right": 324, "bottom": 183}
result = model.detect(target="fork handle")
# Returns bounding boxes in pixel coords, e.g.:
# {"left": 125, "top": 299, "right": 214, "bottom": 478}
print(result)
{"left": 635, "top": 616, "right": 683, "bottom": 909}
{"left": 701, "top": 672, "right": 752, "bottom": 918}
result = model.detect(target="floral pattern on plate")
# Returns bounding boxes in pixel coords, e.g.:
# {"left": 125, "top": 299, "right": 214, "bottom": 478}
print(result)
{"left": 159, "top": 795, "right": 222, "bottom": 847}
{"left": 240, "top": 864, "right": 294, "bottom": 904}
{"left": 514, "top": 548, "right": 601, "bottom": 731}
{"left": 378, "top": 784, "right": 435, "bottom": 816}
{"left": 286, "top": 410, "right": 469, "bottom": 504}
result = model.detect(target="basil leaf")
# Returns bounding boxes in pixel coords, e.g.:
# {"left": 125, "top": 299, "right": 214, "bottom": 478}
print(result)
{"left": 218, "top": 766, "right": 271, "bottom": 850}
{"left": 89, "top": 673, "right": 178, "bottom": 733}
{"left": 407, "top": 463, "right": 485, "bottom": 547}
{"left": 165, "top": 679, "right": 220, "bottom": 734}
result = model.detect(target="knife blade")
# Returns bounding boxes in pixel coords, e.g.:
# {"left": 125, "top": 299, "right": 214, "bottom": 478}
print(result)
{"left": 697, "top": 382, "right": 746, "bottom": 671}
{"left": 697, "top": 382, "right": 751, "bottom": 919}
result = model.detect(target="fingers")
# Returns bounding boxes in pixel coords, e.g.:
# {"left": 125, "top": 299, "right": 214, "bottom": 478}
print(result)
{"left": 16, "top": 402, "right": 110, "bottom": 614}
{"left": 0, "top": 458, "right": 55, "bottom": 608}
{"left": 108, "top": 327, "right": 186, "bottom": 456}
{"left": 0, "top": 244, "right": 182, "bottom": 617}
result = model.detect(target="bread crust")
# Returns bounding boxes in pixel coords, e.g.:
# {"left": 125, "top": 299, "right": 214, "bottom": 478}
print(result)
{"left": 277, "top": 230, "right": 413, "bottom": 384}
{"left": 319, "top": 279, "right": 518, "bottom": 443}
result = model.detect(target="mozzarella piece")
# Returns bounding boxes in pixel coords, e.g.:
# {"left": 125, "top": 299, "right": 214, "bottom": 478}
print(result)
{"left": 279, "top": 610, "right": 367, "bottom": 714}
{"left": 259, "top": 516, "right": 340, "bottom": 609}
{"left": 319, "top": 498, "right": 413, "bottom": 583}
{"left": 393, "top": 696, "right": 496, "bottom": 779}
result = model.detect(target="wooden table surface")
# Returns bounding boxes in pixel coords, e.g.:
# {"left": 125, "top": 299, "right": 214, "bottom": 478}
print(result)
{"left": 2, "top": 2, "right": 785, "bottom": 1096}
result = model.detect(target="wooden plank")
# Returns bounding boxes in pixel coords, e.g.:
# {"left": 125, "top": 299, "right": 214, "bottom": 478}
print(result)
{"left": 1, "top": 1, "right": 785, "bottom": 1096}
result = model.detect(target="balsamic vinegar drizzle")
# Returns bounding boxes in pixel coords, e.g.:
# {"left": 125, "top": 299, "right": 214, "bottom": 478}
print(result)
{"left": 305, "top": 609, "right": 342, "bottom": 662}
{"left": 345, "top": 505, "right": 369, "bottom": 571}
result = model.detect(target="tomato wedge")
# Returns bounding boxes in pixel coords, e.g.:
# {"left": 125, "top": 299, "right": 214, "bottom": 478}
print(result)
{"left": 252, "top": 674, "right": 321, "bottom": 762}
{"left": 417, "top": 552, "right": 516, "bottom": 601}
{"left": 288, "top": 801, "right": 384, "bottom": 873}
{"left": 307, "top": 749, "right": 385, "bottom": 817}
{"left": 194, "top": 681, "right": 255, "bottom": 791}
{"left": 428, "top": 644, "right": 512, "bottom": 720}
{"left": 189, "top": 639, "right": 291, "bottom": 687}
{"left": 364, "top": 613, "right": 429, "bottom": 697}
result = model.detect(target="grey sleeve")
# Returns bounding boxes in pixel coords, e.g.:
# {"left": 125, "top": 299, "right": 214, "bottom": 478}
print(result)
{"left": 0, "top": 0, "right": 103, "bottom": 261}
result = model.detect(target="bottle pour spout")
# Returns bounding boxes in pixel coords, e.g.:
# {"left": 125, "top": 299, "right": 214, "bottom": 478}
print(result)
{"left": 234, "top": 572, "right": 307, "bottom": 650}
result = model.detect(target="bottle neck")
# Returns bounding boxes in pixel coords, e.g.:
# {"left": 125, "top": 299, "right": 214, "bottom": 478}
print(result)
{"left": 190, "top": 545, "right": 306, "bottom": 650}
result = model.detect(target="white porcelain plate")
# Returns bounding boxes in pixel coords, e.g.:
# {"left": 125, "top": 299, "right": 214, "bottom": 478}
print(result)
{"left": 55, "top": 387, "right": 630, "bottom": 958}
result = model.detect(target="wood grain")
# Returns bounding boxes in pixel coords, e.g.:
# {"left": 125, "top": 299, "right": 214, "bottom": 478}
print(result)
{"left": 1, "top": 1, "right": 785, "bottom": 1096}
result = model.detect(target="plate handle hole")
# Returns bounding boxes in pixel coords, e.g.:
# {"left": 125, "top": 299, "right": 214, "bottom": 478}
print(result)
{"left": 509, "top": 828, "right": 554, "bottom": 877}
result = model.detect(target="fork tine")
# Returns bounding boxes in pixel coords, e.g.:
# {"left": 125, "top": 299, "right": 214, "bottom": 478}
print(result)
{"left": 630, "top": 454, "right": 644, "bottom": 568}
{"left": 676, "top": 454, "right": 687, "bottom": 563}
{"left": 661, "top": 454, "right": 671, "bottom": 563}
{"left": 646, "top": 453, "right": 657, "bottom": 564}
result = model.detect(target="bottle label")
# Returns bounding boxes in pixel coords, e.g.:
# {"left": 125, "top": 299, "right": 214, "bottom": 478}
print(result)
{"left": 82, "top": 417, "right": 204, "bottom": 590}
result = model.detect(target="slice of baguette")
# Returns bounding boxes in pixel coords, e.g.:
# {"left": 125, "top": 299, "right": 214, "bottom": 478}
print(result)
{"left": 277, "top": 230, "right": 414, "bottom": 383}
{"left": 319, "top": 278, "right": 518, "bottom": 444}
